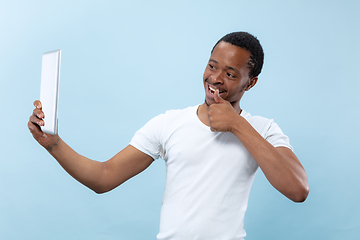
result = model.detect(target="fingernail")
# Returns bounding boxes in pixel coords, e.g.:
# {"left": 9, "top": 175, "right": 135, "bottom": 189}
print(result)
{"left": 43, "top": 133, "right": 47, "bottom": 138}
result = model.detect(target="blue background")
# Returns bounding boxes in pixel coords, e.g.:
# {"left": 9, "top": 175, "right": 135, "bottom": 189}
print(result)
{"left": 1, "top": 0, "right": 359, "bottom": 239}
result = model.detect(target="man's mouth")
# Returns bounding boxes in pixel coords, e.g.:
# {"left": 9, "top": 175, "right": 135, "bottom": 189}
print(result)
{"left": 208, "top": 84, "right": 224, "bottom": 95}
{"left": 209, "top": 85, "right": 216, "bottom": 94}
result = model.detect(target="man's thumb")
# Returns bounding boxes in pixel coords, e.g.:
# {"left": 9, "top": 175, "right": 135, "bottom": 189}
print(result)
{"left": 214, "top": 89, "right": 224, "bottom": 103}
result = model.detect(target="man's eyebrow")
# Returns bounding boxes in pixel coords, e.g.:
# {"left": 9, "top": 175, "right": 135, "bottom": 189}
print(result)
{"left": 209, "top": 58, "right": 240, "bottom": 73}
{"left": 209, "top": 59, "right": 218, "bottom": 64}
{"left": 226, "top": 66, "right": 240, "bottom": 73}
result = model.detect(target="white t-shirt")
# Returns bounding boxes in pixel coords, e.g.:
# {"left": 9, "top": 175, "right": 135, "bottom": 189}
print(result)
{"left": 130, "top": 105, "right": 292, "bottom": 240}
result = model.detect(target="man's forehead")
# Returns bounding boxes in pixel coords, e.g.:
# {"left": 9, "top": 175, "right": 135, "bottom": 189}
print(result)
{"left": 211, "top": 42, "right": 251, "bottom": 68}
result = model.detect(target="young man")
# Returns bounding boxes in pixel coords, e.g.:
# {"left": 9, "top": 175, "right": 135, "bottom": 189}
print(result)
{"left": 28, "top": 32, "right": 309, "bottom": 240}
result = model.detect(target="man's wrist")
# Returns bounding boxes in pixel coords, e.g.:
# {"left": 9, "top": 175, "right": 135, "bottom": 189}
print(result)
{"left": 230, "top": 115, "right": 244, "bottom": 135}
{"left": 45, "top": 137, "right": 61, "bottom": 152}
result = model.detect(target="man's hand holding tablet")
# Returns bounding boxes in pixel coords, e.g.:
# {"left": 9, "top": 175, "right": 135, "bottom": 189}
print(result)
{"left": 28, "top": 50, "right": 61, "bottom": 149}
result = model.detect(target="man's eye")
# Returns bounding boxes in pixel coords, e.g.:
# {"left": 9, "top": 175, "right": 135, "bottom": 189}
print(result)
{"left": 227, "top": 73, "right": 235, "bottom": 78}
{"left": 209, "top": 64, "right": 215, "bottom": 69}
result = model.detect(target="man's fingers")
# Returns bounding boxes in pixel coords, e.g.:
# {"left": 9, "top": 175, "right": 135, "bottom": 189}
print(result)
{"left": 28, "top": 113, "right": 48, "bottom": 139}
{"left": 28, "top": 119, "right": 42, "bottom": 135}
{"left": 33, "top": 108, "right": 45, "bottom": 119}
{"left": 29, "top": 114, "right": 44, "bottom": 127}
{"left": 214, "top": 89, "right": 224, "bottom": 103}
{"left": 31, "top": 105, "right": 45, "bottom": 126}
{"left": 28, "top": 120, "right": 40, "bottom": 133}
{"left": 34, "top": 100, "right": 42, "bottom": 109}
{"left": 28, "top": 120, "right": 47, "bottom": 139}
{"left": 29, "top": 100, "right": 49, "bottom": 140}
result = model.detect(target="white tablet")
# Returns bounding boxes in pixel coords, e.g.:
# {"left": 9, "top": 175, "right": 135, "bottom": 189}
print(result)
{"left": 40, "top": 49, "right": 61, "bottom": 135}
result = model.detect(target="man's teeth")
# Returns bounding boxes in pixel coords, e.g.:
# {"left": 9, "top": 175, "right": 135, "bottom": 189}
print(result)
{"left": 209, "top": 86, "right": 216, "bottom": 94}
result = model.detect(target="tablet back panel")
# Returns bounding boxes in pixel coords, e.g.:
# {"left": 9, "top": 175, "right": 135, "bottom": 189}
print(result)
{"left": 40, "top": 50, "right": 61, "bottom": 135}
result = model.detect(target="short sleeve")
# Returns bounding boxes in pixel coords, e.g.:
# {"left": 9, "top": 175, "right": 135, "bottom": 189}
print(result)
{"left": 129, "top": 113, "right": 166, "bottom": 160}
{"left": 265, "top": 121, "right": 293, "bottom": 151}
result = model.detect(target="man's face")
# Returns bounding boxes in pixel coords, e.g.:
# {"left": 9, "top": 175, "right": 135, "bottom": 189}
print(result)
{"left": 203, "top": 41, "right": 256, "bottom": 107}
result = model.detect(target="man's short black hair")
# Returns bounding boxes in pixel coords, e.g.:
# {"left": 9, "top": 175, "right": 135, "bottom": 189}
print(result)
{"left": 212, "top": 32, "right": 264, "bottom": 78}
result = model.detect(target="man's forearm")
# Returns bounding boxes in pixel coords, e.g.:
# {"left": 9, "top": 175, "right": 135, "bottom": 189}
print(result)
{"left": 28, "top": 100, "right": 153, "bottom": 194}
{"left": 45, "top": 136, "right": 107, "bottom": 193}
{"left": 231, "top": 116, "right": 309, "bottom": 202}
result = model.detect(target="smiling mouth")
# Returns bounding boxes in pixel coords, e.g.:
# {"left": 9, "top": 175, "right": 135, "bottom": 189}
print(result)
{"left": 208, "top": 84, "right": 224, "bottom": 95}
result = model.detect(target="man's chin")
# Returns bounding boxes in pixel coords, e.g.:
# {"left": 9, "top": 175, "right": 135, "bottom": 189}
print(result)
{"left": 205, "top": 98, "right": 215, "bottom": 106}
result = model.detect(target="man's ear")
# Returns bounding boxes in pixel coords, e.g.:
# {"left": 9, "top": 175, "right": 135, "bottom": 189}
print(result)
{"left": 245, "top": 77, "right": 258, "bottom": 91}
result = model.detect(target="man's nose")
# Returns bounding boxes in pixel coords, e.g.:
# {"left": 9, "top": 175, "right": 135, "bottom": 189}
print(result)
{"left": 212, "top": 71, "right": 224, "bottom": 84}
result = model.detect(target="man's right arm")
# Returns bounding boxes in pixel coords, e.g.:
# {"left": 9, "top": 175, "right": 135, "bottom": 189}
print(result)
{"left": 28, "top": 100, "right": 154, "bottom": 194}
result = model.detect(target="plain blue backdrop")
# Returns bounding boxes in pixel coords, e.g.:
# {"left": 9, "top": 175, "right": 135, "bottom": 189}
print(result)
{"left": 1, "top": 0, "right": 359, "bottom": 239}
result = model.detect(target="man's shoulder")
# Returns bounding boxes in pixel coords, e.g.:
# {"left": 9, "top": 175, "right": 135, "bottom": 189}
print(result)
{"left": 164, "top": 105, "right": 198, "bottom": 113}
{"left": 146, "top": 105, "right": 198, "bottom": 127}
{"left": 162, "top": 105, "right": 198, "bottom": 119}
{"left": 241, "top": 110, "right": 275, "bottom": 135}
{"left": 241, "top": 110, "right": 273, "bottom": 124}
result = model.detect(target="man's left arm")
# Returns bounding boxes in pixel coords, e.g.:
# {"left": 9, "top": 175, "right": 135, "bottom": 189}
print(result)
{"left": 231, "top": 123, "right": 309, "bottom": 203}
{"left": 208, "top": 90, "right": 309, "bottom": 202}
